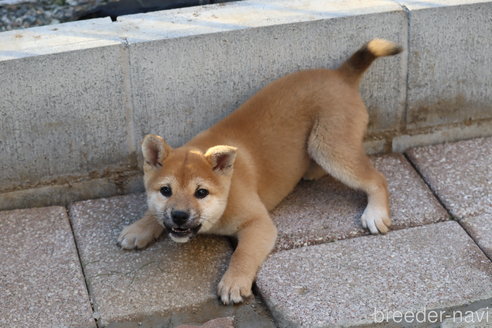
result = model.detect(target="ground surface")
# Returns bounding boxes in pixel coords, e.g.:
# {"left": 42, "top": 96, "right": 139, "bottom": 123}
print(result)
{"left": 1, "top": 137, "right": 491, "bottom": 327}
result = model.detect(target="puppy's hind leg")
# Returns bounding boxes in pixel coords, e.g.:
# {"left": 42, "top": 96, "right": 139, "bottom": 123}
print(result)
{"left": 308, "top": 120, "right": 391, "bottom": 234}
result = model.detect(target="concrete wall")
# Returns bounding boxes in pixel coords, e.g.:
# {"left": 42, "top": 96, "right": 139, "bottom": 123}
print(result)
{"left": 1, "top": 0, "right": 491, "bottom": 209}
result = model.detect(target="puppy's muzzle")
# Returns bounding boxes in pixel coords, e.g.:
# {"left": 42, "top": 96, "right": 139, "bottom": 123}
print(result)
{"left": 163, "top": 210, "right": 202, "bottom": 242}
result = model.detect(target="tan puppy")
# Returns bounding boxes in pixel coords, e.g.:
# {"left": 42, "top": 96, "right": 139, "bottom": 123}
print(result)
{"left": 118, "top": 39, "right": 402, "bottom": 304}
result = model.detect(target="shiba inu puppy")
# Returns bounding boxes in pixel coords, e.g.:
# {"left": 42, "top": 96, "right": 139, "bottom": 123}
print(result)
{"left": 118, "top": 39, "right": 402, "bottom": 304}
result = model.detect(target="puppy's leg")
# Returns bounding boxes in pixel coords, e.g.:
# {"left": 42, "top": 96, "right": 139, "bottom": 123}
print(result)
{"left": 118, "top": 210, "right": 164, "bottom": 249}
{"left": 308, "top": 119, "right": 391, "bottom": 234}
{"left": 218, "top": 205, "right": 277, "bottom": 304}
{"left": 302, "top": 161, "right": 327, "bottom": 181}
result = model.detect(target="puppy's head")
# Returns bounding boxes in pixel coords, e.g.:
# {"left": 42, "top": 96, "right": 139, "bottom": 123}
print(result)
{"left": 141, "top": 134, "right": 237, "bottom": 243}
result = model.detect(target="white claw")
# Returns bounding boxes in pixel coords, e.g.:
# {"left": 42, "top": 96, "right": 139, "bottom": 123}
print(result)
{"left": 361, "top": 205, "right": 390, "bottom": 234}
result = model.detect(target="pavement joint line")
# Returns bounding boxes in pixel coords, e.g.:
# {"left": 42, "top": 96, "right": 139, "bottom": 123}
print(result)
{"left": 271, "top": 218, "right": 458, "bottom": 254}
{"left": 250, "top": 283, "right": 278, "bottom": 327}
{"left": 458, "top": 219, "right": 492, "bottom": 263}
{"left": 121, "top": 39, "right": 138, "bottom": 169}
{"left": 403, "top": 152, "right": 453, "bottom": 218}
{"left": 222, "top": 232, "right": 280, "bottom": 317}
{"left": 403, "top": 151, "right": 492, "bottom": 264}
{"left": 398, "top": 2, "right": 411, "bottom": 132}
{"left": 64, "top": 206, "right": 101, "bottom": 328}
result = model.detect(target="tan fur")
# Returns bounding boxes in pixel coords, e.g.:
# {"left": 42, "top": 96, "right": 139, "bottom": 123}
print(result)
{"left": 118, "top": 39, "right": 402, "bottom": 304}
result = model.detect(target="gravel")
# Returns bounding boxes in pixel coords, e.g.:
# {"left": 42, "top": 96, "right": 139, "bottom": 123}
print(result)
{"left": 0, "top": 0, "right": 116, "bottom": 31}
{"left": 0, "top": 0, "right": 236, "bottom": 32}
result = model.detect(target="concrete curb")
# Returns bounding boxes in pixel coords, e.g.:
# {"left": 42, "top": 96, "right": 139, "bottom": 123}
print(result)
{"left": 1, "top": 0, "right": 491, "bottom": 209}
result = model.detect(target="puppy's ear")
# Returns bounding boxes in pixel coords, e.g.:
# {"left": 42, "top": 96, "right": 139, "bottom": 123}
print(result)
{"left": 204, "top": 145, "right": 237, "bottom": 175}
{"left": 142, "top": 134, "right": 172, "bottom": 168}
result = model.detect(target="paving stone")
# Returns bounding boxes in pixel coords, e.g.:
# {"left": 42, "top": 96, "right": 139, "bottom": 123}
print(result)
{"left": 462, "top": 215, "right": 492, "bottom": 260}
{"left": 406, "top": 137, "right": 492, "bottom": 221}
{"left": 256, "top": 221, "right": 492, "bottom": 328}
{"left": 271, "top": 154, "right": 449, "bottom": 251}
{"left": 0, "top": 207, "right": 95, "bottom": 328}
{"left": 69, "top": 193, "right": 232, "bottom": 326}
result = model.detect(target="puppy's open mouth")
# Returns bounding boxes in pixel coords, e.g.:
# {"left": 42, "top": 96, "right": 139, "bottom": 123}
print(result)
{"left": 170, "top": 226, "right": 193, "bottom": 236}
{"left": 168, "top": 224, "right": 202, "bottom": 242}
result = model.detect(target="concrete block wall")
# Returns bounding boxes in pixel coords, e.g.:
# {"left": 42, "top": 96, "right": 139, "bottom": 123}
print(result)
{"left": 0, "top": 0, "right": 491, "bottom": 210}
{"left": 123, "top": 0, "right": 406, "bottom": 150}
{"left": 0, "top": 18, "right": 138, "bottom": 203}
{"left": 402, "top": 0, "right": 492, "bottom": 129}
{"left": 392, "top": 0, "right": 492, "bottom": 150}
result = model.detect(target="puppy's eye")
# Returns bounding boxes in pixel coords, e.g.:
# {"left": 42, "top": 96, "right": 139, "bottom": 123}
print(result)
{"left": 160, "top": 186, "right": 172, "bottom": 197}
{"left": 194, "top": 188, "right": 209, "bottom": 199}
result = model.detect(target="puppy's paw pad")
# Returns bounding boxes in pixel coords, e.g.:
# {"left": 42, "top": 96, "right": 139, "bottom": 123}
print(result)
{"left": 117, "top": 224, "right": 157, "bottom": 250}
{"left": 218, "top": 272, "right": 253, "bottom": 305}
{"left": 361, "top": 206, "right": 391, "bottom": 235}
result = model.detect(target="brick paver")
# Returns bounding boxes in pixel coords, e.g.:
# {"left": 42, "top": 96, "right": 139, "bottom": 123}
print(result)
{"left": 69, "top": 193, "right": 232, "bottom": 326}
{"left": 0, "top": 207, "right": 95, "bottom": 328}
{"left": 461, "top": 215, "right": 492, "bottom": 260}
{"left": 272, "top": 154, "right": 449, "bottom": 251}
{"left": 406, "top": 137, "right": 491, "bottom": 221}
{"left": 407, "top": 137, "right": 492, "bottom": 261}
{"left": 257, "top": 221, "right": 492, "bottom": 327}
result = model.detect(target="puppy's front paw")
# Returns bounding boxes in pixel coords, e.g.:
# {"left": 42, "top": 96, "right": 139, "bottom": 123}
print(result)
{"left": 218, "top": 270, "right": 253, "bottom": 305}
{"left": 361, "top": 205, "right": 391, "bottom": 234}
{"left": 118, "top": 222, "right": 161, "bottom": 250}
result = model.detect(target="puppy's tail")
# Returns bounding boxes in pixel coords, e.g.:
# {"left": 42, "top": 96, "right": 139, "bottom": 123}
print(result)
{"left": 338, "top": 39, "right": 402, "bottom": 84}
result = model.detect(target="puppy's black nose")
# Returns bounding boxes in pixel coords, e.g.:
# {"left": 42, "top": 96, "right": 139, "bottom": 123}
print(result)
{"left": 171, "top": 210, "right": 190, "bottom": 226}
